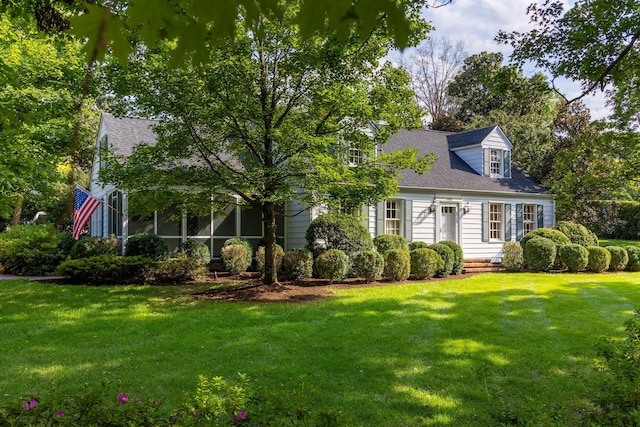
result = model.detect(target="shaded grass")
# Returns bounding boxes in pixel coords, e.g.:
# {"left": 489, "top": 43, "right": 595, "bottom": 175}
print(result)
{"left": 2, "top": 273, "right": 640, "bottom": 425}
{"left": 599, "top": 238, "right": 640, "bottom": 248}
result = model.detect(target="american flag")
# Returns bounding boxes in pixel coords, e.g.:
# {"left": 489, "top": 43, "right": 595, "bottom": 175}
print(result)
{"left": 72, "top": 186, "right": 100, "bottom": 240}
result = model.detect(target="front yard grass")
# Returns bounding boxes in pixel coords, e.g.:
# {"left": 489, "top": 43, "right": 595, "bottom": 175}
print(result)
{"left": 1, "top": 272, "right": 640, "bottom": 425}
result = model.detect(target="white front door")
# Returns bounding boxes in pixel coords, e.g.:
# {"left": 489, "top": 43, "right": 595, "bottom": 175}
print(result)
{"left": 440, "top": 206, "right": 457, "bottom": 242}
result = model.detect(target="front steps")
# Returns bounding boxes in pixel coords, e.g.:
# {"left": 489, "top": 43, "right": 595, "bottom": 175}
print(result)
{"left": 463, "top": 258, "right": 504, "bottom": 274}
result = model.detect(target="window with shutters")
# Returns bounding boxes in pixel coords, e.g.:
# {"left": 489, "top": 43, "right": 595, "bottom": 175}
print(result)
{"left": 490, "top": 149, "right": 502, "bottom": 176}
{"left": 385, "top": 200, "right": 402, "bottom": 235}
{"left": 523, "top": 204, "right": 536, "bottom": 235}
{"left": 489, "top": 203, "right": 503, "bottom": 240}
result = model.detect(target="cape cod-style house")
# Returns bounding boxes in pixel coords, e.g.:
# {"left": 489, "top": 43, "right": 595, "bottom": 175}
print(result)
{"left": 89, "top": 113, "right": 555, "bottom": 262}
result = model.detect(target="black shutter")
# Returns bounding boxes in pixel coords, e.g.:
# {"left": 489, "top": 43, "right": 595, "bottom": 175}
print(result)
{"left": 516, "top": 203, "right": 524, "bottom": 241}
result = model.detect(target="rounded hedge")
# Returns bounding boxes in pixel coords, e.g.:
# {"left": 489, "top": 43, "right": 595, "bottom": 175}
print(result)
{"left": 428, "top": 243, "right": 454, "bottom": 278}
{"left": 606, "top": 246, "right": 629, "bottom": 272}
{"left": 315, "top": 249, "right": 350, "bottom": 283}
{"left": 283, "top": 248, "right": 313, "bottom": 282}
{"left": 410, "top": 248, "right": 443, "bottom": 280}
{"left": 373, "top": 234, "right": 409, "bottom": 254}
{"left": 224, "top": 237, "right": 253, "bottom": 256}
{"left": 501, "top": 242, "right": 523, "bottom": 272}
{"left": 221, "top": 244, "right": 252, "bottom": 274}
{"left": 353, "top": 250, "right": 385, "bottom": 283}
{"left": 383, "top": 249, "right": 411, "bottom": 281}
{"left": 625, "top": 246, "right": 640, "bottom": 272}
{"left": 439, "top": 240, "right": 464, "bottom": 275}
{"left": 55, "top": 255, "right": 156, "bottom": 285}
{"left": 125, "top": 233, "right": 170, "bottom": 261}
{"left": 256, "top": 244, "right": 284, "bottom": 275}
{"left": 305, "top": 213, "right": 373, "bottom": 260}
{"left": 587, "top": 246, "right": 611, "bottom": 273}
{"left": 524, "top": 237, "right": 556, "bottom": 272}
{"left": 554, "top": 221, "right": 598, "bottom": 247}
{"left": 408, "top": 241, "right": 429, "bottom": 251}
{"left": 520, "top": 228, "right": 570, "bottom": 266}
{"left": 558, "top": 244, "right": 589, "bottom": 273}
{"left": 179, "top": 238, "right": 211, "bottom": 264}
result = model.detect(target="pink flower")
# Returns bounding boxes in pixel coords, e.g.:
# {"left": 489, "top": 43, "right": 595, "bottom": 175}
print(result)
{"left": 29, "top": 400, "right": 38, "bottom": 408}
{"left": 118, "top": 393, "right": 128, "bottom": 404}
{"left": 235, "top": 410, "right": 248, "bottom": 420}
{"left": 57, "top": 410, "right": 65, "bottom": 417}
{"left": 22, "top": 401, "right": 29, "bottom": 410}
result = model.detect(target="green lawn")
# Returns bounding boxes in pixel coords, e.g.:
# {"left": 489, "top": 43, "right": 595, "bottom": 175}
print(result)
{"left": 600, "top": 238, "right": 640, "bottom": 248}
{"left": 2, "top": 273, "right": 640, "bottom": 425}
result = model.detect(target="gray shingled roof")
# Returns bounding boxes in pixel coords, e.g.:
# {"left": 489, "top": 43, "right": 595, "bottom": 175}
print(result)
{"left": 102, "top": 113, "right": 159, "bottom": 157}
{"left": 384, "top": 128, "right": 548, "bottom": 194}
{"left": 446, "top": 124, "right": 498, "bottom": 149}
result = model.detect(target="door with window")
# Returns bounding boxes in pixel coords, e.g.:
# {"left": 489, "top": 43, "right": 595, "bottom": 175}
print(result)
{"left": 440, "top": 206, "right": 457, "bottom": 242}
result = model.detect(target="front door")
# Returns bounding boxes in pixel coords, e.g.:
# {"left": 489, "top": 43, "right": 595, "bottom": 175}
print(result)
{"left": 440, "top": 206, "right": 457, "bottom": 242}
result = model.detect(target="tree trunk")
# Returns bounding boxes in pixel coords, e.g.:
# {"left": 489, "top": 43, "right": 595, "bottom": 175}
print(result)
{"left": 10, "top": 196, "right": 23, "bottom": 227}
{"left": 262, "top": 201, "right": 278, "bottom": 285}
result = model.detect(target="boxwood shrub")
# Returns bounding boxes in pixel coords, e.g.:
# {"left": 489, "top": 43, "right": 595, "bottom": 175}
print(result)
{"left": 501, "top": 242, "right": 523, "bottom": 272}
{"left": 625, "top": 246, "right": 640, "bottom": 272}
{"left": 152, "top": 254, "right": 208, "bottom": 283}
{"left": 125, "top": 233, "right": 170, "bottom": 261}
{"left": 353, "top": 250, "right": 384, "bottom": 283}
{"left": 179, "top": 238, "right": 211, "bottom": 265}
{"left": 587, "top": 246, "right": 611, "bottom": 273}
{"left": 283, "top": 248, "right": 313, "bottom": 282}
{"left": 524, "top": 237, "right": 556, "bottom": 272}
{"left": 221, "top": 244, "right": 252, "bottom": 274}
{"left": 554, "top": 221, "right": 598, "bottom": 247}
{"left": 305, "top": 213, "right": 373, "bottom": 260}
{"left": 373, "top": 234, "right": 409, "bottom": 254}
{"left": 439, "top": 240, "right": 464, "bottom": 275}
{"left": 315, "top": 249, "right": 350, "bottom": 283}
{"left": 256, "top": 244, "right": 285, "bottom": 276}
{"left": 383, "top": 249, "right": 410, "bottom": 281}
{"left": 606, "top": 246, "right": 629, "bottom": 272}
{"left": 520, "top": 228, "right": 570, "bottom": 266}
{"left": 408, "top": 241, "right": 429, "bottom": 251}
{"left": 410, "top": 248, "right": 443, "bottom": 280}
{"left": 428, "top": 243, "right": 454, "bottom": 278}
{"left": 558, "top": 244, "right": 589, "bottom": 273}
{"left": 55, "top": 255, "right": 156, "bottom": 285}
{"left": 223, "top": 237, "right": 253, "bottom": 256}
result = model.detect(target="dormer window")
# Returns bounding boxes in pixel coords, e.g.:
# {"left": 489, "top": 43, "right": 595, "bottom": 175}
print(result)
{"left": 348, "top": 146, "right": 364, "bottom": 166}
{"left": 483, "top": 148, "right": 511, "bottom": 178}
{"left": 490, "top": 149, "right": 502, "bottom": 176}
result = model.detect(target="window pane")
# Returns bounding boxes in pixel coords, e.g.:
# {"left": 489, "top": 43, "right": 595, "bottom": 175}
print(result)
{"left": 489, "top": 203, "right": 502, "bottom": 240}
{"left": 187, "top": 213, "right": 211, "bottom": 237}
{"left": 213, "top": 205, "right": 236, "bottom": 236}
{"left": 241, "top": 205, "right": 262, "bottom": 236}
{"left": 385, "top": 200, "right": 401, "bottom": 235}
{"left": 490, "top": 149, "right": 502, "bottom": 176}
{"left": 157, "top": 206, "right": 181, "bottom": 236}
{"left": 129, "top": 214, "right": 154, "bottom": 235}
{"left": 523, "top": 204, "right": 535, "bottom": 235}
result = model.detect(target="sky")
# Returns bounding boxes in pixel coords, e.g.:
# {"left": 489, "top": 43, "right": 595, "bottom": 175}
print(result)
{"left": 390, "top": 0, "right": 610, "bottom": 120}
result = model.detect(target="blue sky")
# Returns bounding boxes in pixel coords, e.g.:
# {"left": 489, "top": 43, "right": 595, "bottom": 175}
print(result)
{"left": 390, "top": 0, "right": 609, "bottom": 120}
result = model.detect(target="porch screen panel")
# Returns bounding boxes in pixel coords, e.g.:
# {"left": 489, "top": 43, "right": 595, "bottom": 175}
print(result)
{"left": 187, "top": 212, "right": 212, "bottom": 237}
{"left": 241, "top": 205, "right": 263, "bottom": 237}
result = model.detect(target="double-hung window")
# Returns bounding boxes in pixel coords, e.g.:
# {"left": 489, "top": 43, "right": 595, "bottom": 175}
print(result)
{"left": 490, "top": 149, "right": 502, "bottom": 176}
{"left": 523, "top": 204, "right": 536, "bottom": 235}
{"left": 484, "top": 148, "right": 511, "bottom": 178}
{"left": 489, "top": 203, "right": 503, "bottom": 240}
{"left": 385, "top": 200, "right": 402, "bottom": 235}
{"left": 348, "top": 146, "right": 364, "bottom": 166}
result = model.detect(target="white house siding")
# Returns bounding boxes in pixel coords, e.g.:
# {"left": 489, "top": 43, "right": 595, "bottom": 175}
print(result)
{"left": 452, "top": 145, "right": 483, "bottom": 175}
{"left": 285, "top": 200, "right": 310, "bottom": 251}
{"left": 483, "top": 128, "right": 512, "bottom": 151}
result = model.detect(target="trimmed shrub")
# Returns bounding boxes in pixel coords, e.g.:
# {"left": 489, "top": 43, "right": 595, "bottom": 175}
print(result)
{"left": 223, "top": 237, "right": 253, "bottom": 256}
{"left": 305, "top": 213, "right": 373, "bottom": 260}
{"left": 0, "top": 224, "right": 66, "bottom": 275}
{"left": 152, "top": 254, "right": 208, "bottom": 283}
{"left": 587, "top": 246, "right": 611, "bottom": 273}
{"left": 524, "top": 237, "right": 556, "bottom": 272}
{"left": 221, "top": 244, "right": 252, "bottom": 274}
{"left": 558, "top": 244, "right": 589, "bottom": 273}
{"left": 256, "top": 244, "right": 284, "bottom": 275}
{"left": 520, "top": 228, "right": 570, "bottom": 267}
{"left": 428, "top": 243, "right": 454, "bottom": 278}
{"left": 501, "top": 242, "right": 524, "bottom": 272}
{"left": 410, "top": 248, "right": 443, "bottom": 280}
{"left": 374, "top": 234, "right": 409, "bottom": 254}
{"left": 408, "top": 241, "right": 428, "bottom": 251}
{"left": 554, "top": 221, "right": 598, "bottom": 247}
{"left": 315, "top": 249, "right": 350, "bottom": 283}
{"left": 383, "top": 249, "right": 411, "bottom": 281}
{"left": 179, "top": 238, "right": 211, "bottom": 264}
{"left": 125, "top": 233, "right": 169, "bottom": 261}
{"left": 55, "top": 255, "right": 156, "bottom": 285}
{"left": 625, "top": 246, "right": 640, "bottom": 272}
{"left": 607, "top": 246, "right": 629, "bottom": 272}
{"left": 439, "top": 240, "right": 464, "bottom": 275}
{"left": 353, "top": 250, "right": 385, "bottom": 283}
{"left": 283, "top": 248, "right": 313, "bottom": 282}
{"left": 70, "top": 236, "right": 119, "bottom": 259}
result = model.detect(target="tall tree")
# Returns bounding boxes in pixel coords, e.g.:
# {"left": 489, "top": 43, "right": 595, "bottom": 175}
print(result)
{"left": 99, "top": 4, "right": 433, "bottom": 285}
{"left": 404, "top": 37, "right": 466, "bottom": 130}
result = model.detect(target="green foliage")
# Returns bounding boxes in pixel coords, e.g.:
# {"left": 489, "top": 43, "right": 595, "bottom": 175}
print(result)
{"left": 554, "top": 221, "right": 598, "bottom": 247}
{"left": 383, "top": 249, "right": 410, "bottom": 281}
{"left": 256, "top": 245, "right": 284, "bottom": 276}
{"left": 0, "top": 224, "right": 65, "bottom": 275}
{"left": 501, "top": 242, "right": 524, "bottom": 272}
{"left": 152, "top": 254, "right": 208, "bottom": 283}
{"left": 179, "top": 373, "right": 249, "bottom": 424}
{"left": 439, "top": 240, "right": 464, "bottom": 275}
{"left": 315, "top": 249, "right": 350, "bottom": 283}
{"left": 558, "top": 244, "right": 589, "bottom": 273}
{"left": 626, "top": 246, "right": 640, "bottom": 272}
{"left": 55, "top": 255, "right": 156, "bottom": 285}
{"left": 373, "top": 234, "right": 409, "bottom": 254}
{"left": 570, "top": 201, "right": 640, "bottom": 240}
{"left": 410, "top": 248, "right": 443, "bottom": 280}
{"left": 408, "top": 241, "right": 428, "bottom": 251}
{"left": 520, "top": 228, "right": 570, "bottom": 266}
{"left": 352, "top": 250, "right": 384, "bottom": 283}
{"left": 595, "top": 310, "right": 640, "bottom": 426}
{"left": 124, "top": 233, "right": 170, "bottom": 261}
{"left": 70, "top": 236, "right": 119, "bottom": 259}
{"left": 587, "top": 246, "right": 611, "bottom": 273}
{"left": 224, "top": 237, "right": 253, "bottom": 257}
{"left": 524, "top": 237, "right": 557, "bottom": 272}
{"left": 283, "top": 249, "right": 313, "bottom": 282}
{"left": 221, "top": 244, "right": 252, "bottom": 275}
{"left": 179, "top": 238, "right": 211, "bottom": 265}
{"left": 305, "top": 214, "right": 373, "bottom": 260}
{"left": 428, "top": 243, "right": 454, "bottom": 278}
{"left": 606, "top": 246, "right": 629, "bottom": 272}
